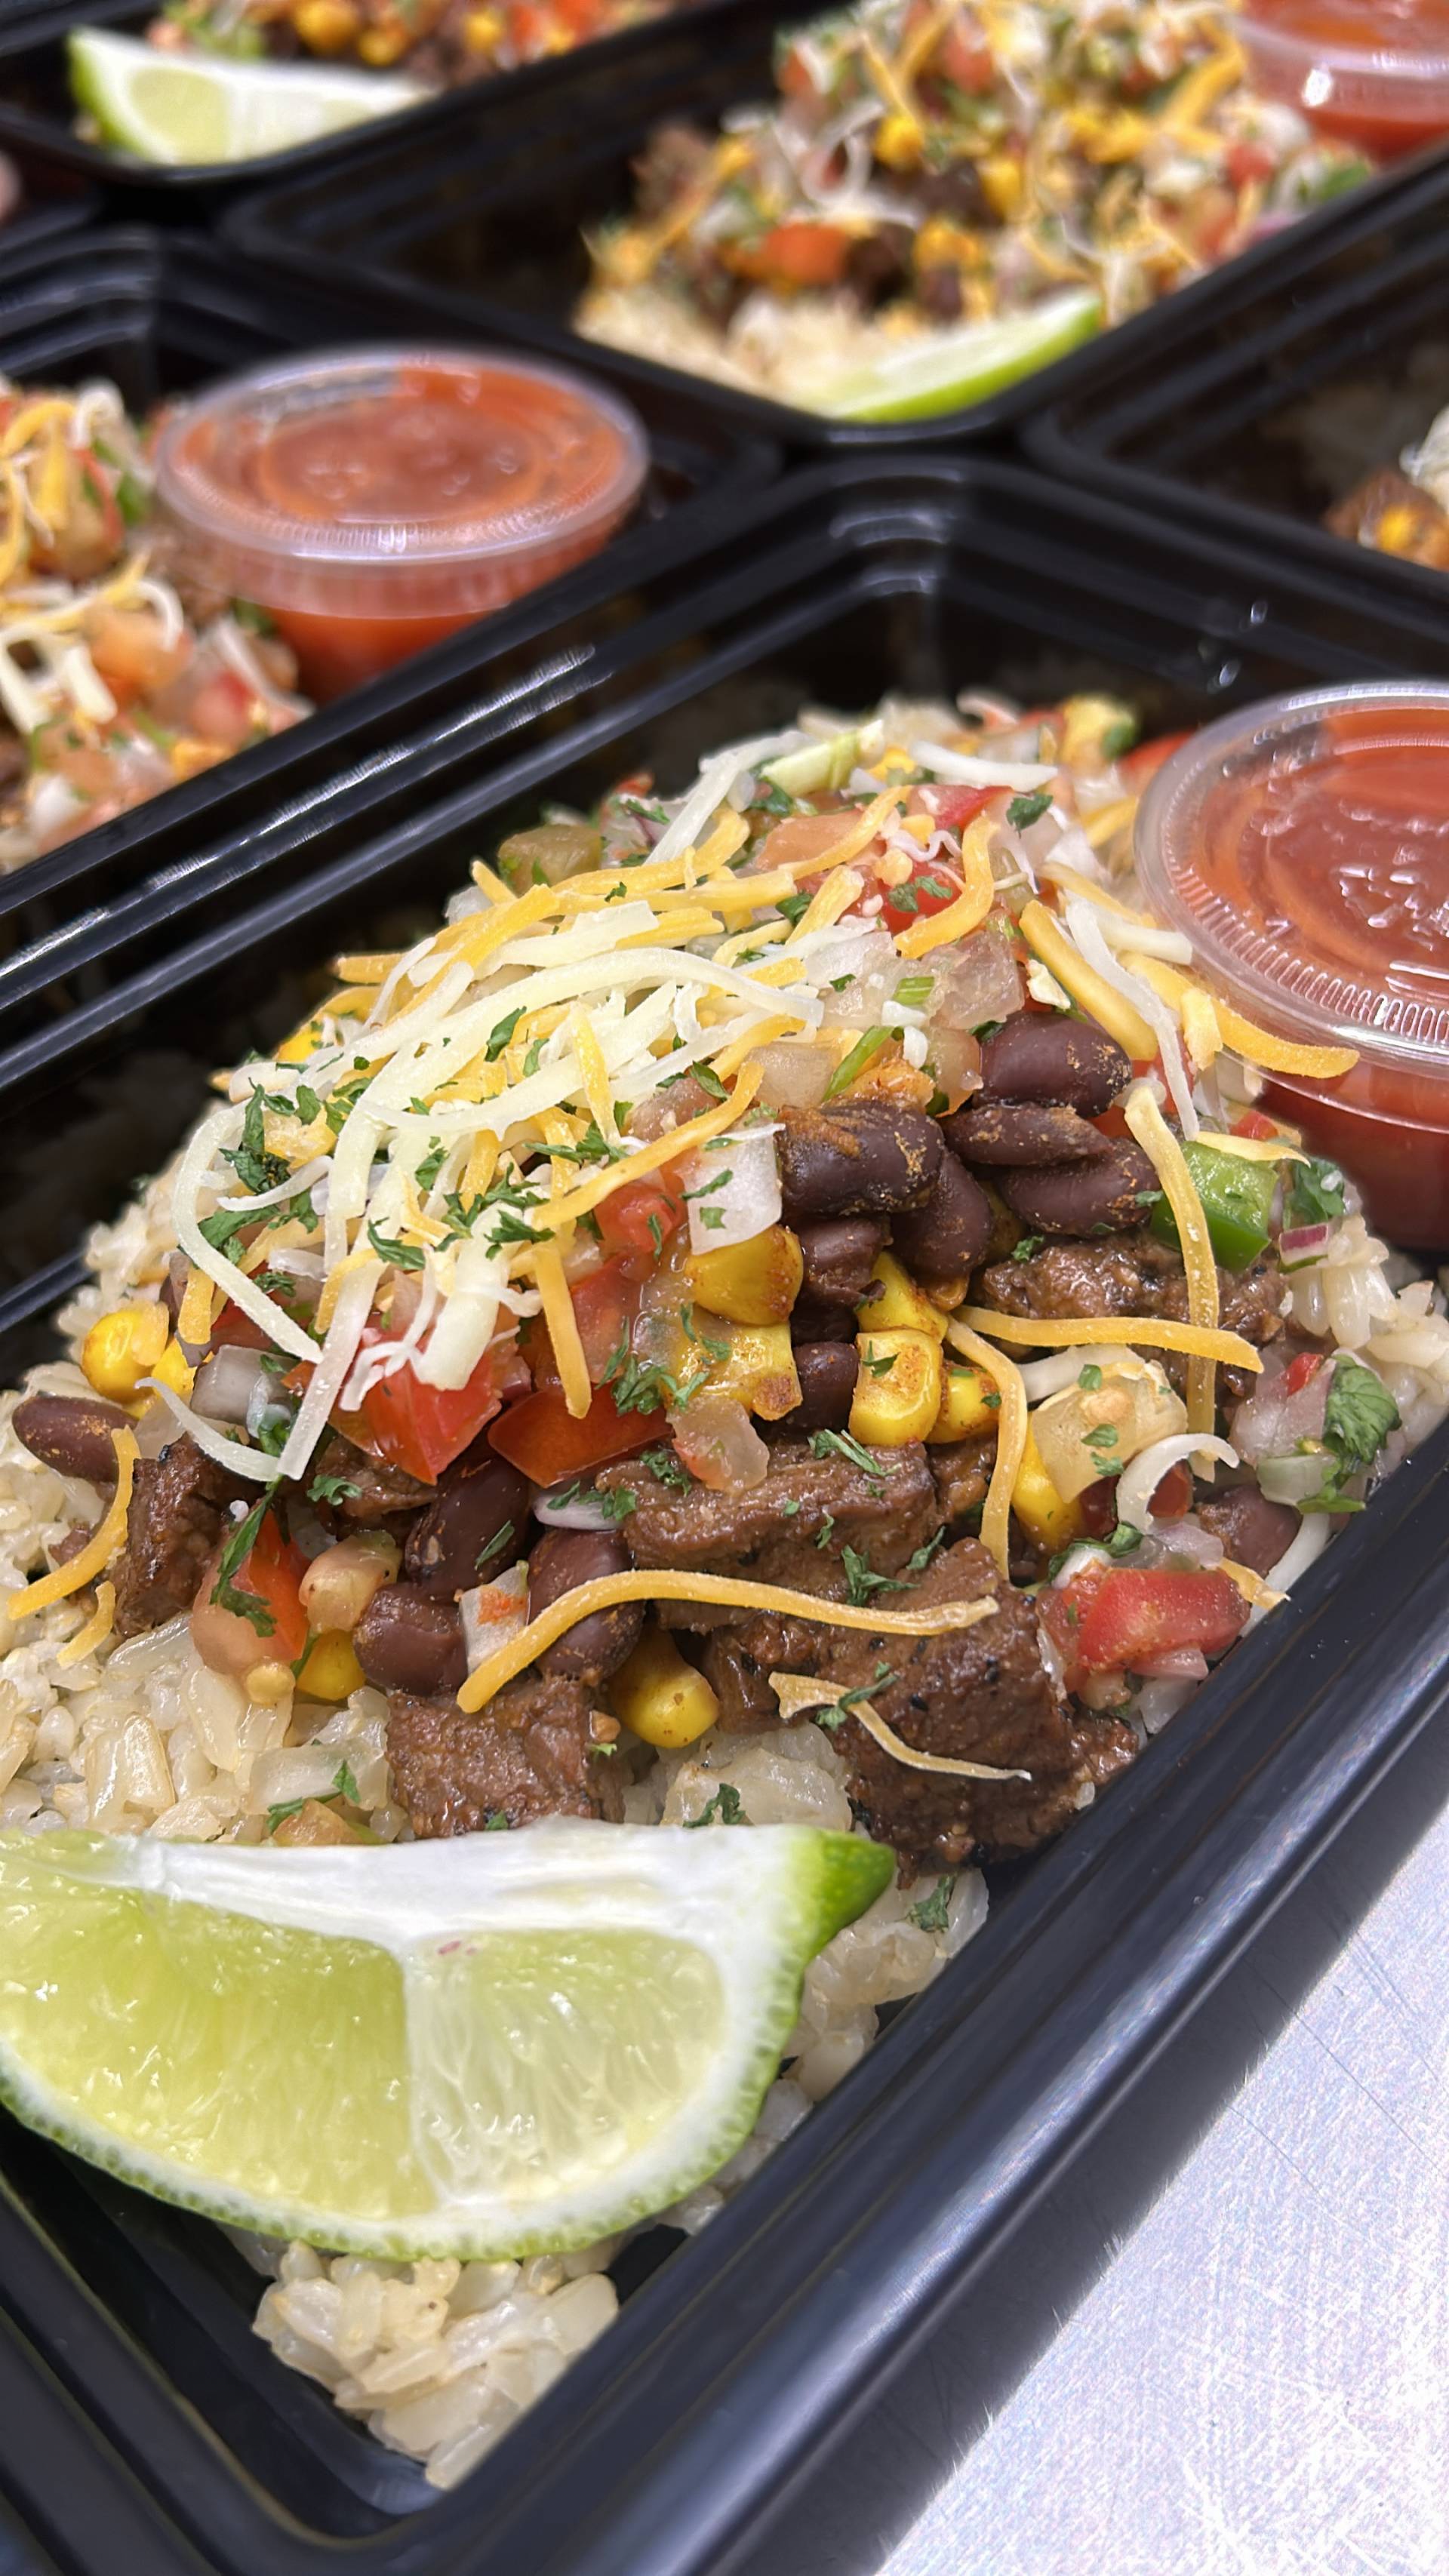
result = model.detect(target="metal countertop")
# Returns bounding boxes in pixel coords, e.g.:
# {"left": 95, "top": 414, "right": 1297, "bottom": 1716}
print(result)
{"left": 884, "top": 1797, "right": 1449, "bottom": 2576}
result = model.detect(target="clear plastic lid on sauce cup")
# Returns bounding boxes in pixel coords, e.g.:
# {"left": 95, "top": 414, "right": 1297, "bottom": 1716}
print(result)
{"left": 1135, "top": 681, "right": 1449, "bottom": 1249}
{"left": 155, "top": 347, "right": 648, "bottom": 700}
{"left": 1239, "top": 2, "right": 1449, "bottom": 158}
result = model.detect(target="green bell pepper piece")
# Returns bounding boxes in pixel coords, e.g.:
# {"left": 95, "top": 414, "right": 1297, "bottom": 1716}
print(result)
{"left": 1148, "top": 1140, "right": 1278, "bottom": 1271}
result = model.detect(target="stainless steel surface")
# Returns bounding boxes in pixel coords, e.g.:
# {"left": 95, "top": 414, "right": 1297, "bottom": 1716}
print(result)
{"left": 883, "top": 1799, "right": 1449, "bottom": 2576}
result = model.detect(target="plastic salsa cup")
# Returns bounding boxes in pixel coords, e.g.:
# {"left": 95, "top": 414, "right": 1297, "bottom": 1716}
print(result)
{"left": 155, "top": 348, "right": 649, "bottom": 700}
{"left": 1239, "top": 0, "right": 1449, "bottom": 158}
{"left": 1135, "top": 681, "right": 1449, "bottom": 1250}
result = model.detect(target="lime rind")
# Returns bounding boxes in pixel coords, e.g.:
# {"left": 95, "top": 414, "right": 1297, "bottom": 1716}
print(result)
{"left": 804, "top": 289, "right": 1103, "bottom": 423}
{"left": 0, "top": 1823, "right": 891, "bottom": 2259}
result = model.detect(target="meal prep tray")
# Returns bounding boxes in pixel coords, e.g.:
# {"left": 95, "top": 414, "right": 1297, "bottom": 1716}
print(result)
{"left": 0, "top": 0, "right": 764, "bottom": 214}
{"left": 224, "top": 0, "right": 1445, "bottom": 456}
{"left": 1, "top": 455, "right": 1448, "bottom": 2576}
{"left": 1028, "top": 155, "right": 1449, "bottom": 622}
{"left": 0, "top": 223, "right": 775, "bottom": 992}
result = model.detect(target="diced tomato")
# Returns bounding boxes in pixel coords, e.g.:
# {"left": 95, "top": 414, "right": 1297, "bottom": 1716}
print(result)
{"left": 755, "top": 221, "right": 852, "bottom": 288}
{"left": 208, "top": 1299, "right": 275, "bottom": 1352}
{"left": 937, "top": 20, "right": 995, "bottom": 90}
{"left": 777, "top": 40, "right": 817, "bottom": 99}
{"left": 239, "top": 1512, "right": 309, "bottom": 1664}
{"left": 919, "top": 784, "right": 996, "bottom": 835}
{"left": 1225, "top": 139, "right": 1277, "bottom": 189}
{"left": 876, "top": 861, "right": 963, "bottom": 938}
{"left": 595, "top": 1173, "right": 686, "bottom": 1274}
{"left": 489, "top": 1382, "right": 657, "bottom": 1485}
{"left": 1120, "top": 731, "right": 1193, "bottom": 788}
{"left": 1041, "top": 1564, "right": 1249, "bottom": 1689}
{"left": 1281, "top": 1351, "right": 1326, "bottom": 1397}
{"left": 1232, "top": 1109, "right": 1281, "bottom": 1141}
{"left": 566, "top": 1254, "right": 639, "bottom": 1382}
{"left": 341, "top": 1339, "right": 508, "bottom": 1485}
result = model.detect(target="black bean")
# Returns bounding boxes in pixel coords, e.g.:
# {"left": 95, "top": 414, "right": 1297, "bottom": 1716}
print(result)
{"left": 354, "top": 1585, "right": 466, "bottom": 1695}
{"left": 795, "top": 1216, "right": 888, "bottom": 1310}
{"left": 786, "top": 1342, "right": 860, "bottom": 1432}
{"left": 779, "top": 1102, "right": 943, "bottom": 1224}
{"left": 889, "top": 1151, "right": 993, "bottom": 1289}
{"left": 980, "top": 1010, "right": 1132, "bottom": 1116}
{"left": 529, "top": 1529, "right": 643, "bottom": 1684}
{"left": 1001, "top": 1141, "right": 1159, "bottom": 1237}
{"left": 405, "top": 1452, "right": 531, "bottom": 1602}
{"left": 790, "top": 1301, "right": 858, "bottom": 1345}
{"left": 12, "top": 1394, "right": 134, "bottom": 1486}
{"left": 1195, "top": 1484, "right": 1300, "bottom": 1578}
{"left": 943, "top": 1099, "right": 1112, "bottom": 1169}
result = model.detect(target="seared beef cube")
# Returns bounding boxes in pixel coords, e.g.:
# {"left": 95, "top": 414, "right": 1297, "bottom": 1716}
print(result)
{"left": 980, "top": 1230, "right": 1284, "bottom": 1397}
{"left": 310, "top": 1431, "right": 433, "bottom": 1526}
{"left": 112, "top": 1437, "right": 248, "bottom": 1640}
{"left": 930, "top": 1436, "right": 992, "bottom": 1528}
{"left": 387, "top": 1675, "right": 626, "bottom": 1837}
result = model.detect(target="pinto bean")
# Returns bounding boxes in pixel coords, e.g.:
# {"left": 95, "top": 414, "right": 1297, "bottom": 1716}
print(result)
{"left": 353, "top": 1585, "right": 467, "bottom": 1696}
{"left": 890, "top": 1151, "right": 993, "bottom": 1288}
{"left": 404, "top": 1452, "right": 531, "bottom": 1602}
{"left": 529, "top": 1529, "right": 643, "bottom": 1684}
{"left": 943, "top": 1099, "right": 1112, "bottom": 1169}
{"left": 979, "top": 1010, "right": 1132, "bottom": 1116}
{"left": 779, "top": 1102, "right": 943, "bottom": 1223}
{"left": 786, "top": 1342, "right": 860, "bottom": 1432}
{"left": 795, "top": 1216, "right": 888, "bottom": 1310}
{"left": 1001, "top": 1140, "right": 1159, "bottom": 1237}
{"left": 12, "top": 1393, "right": 133, "bottom": 1486}
{"left": 1195, "top": 1484, "right": 1300, "bottom": 1578}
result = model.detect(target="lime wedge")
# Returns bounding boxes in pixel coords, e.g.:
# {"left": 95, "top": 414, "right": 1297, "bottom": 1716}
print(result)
{"left": 0, "top": 1821, "right": 891, "bottom": 2258}
{"left": 802, "top": 289, "right": 1103, "bottom": 423}
{"left": 69, "top": 27, "right": 426, "bottom": 166}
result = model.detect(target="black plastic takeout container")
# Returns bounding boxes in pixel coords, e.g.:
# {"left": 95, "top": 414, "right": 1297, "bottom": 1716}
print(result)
{"left": 0, "top": 0, "right": 758, "bottom": 213}
{"left": 1028, "top": 151, "right": 1449, "bottom": 625}
{"left": 227, "top": 0, "right": 1449, "bottom": 453}
{"left": 2, "top": 456, "right": 1449, "bottom": 2574}
{"left": 0, "top": 223, "right": 774, "bottom": 994}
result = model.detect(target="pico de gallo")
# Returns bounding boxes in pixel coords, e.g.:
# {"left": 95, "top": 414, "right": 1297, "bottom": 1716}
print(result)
{"left": 11, "top": 678, "right": 1447, "bottom": 1880}
{"left": 0, "top": 374, "right": 307, "bottom": 868}
{"left": 577, "top": 0, "right": 1376, "bottom": 418}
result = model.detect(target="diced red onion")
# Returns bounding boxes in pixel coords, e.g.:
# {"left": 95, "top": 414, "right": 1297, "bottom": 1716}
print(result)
{"left": 1134, "top": 1646, "right": 1210, "bottom": 1683}
{"left": 1278, "top": 1222, "right": 1331, "bottom": 1264}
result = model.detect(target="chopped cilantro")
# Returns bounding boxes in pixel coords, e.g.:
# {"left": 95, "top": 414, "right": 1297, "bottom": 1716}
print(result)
{"left": 367, "top": 1224, "right": 426, "bottom": 1271}
{"left": 638, "top": 1444, "right": 691, "bottom": 1490}
{"left": 1010, "top": 1234, "right": 1044, "bottom": 1262}
{"left": 484, "top": 1811, "right": 511, "bottom": 1831}
{"left": 309, "top": 1472, "right": 361, "bottom": 1506}
{"left": 1078, "top": 1363, "right": 1103, "bottom": 1391}
{"left": 823, "top": 1027, "right": 891, "bottom": 1100}
{"left": 1285, "top": 1156, "right": 1347, "bottom": 1230}
{"left": 1006, "top": 788, "right": 1053, "bottom": 831}
{"left": 909, "top": 1877, "right": 954, "bottom": 1933}
{"left": 332, "top": 1761, "right": 359, "bottom": 1807}
{"left": 475, "top": 1521, "right": 515, "bottom": 1570}
{"left": 264, "top": 1799, "right": 307, "bottom": 1836}
{"left": 685, "top": 1784, "right": 746, "bottom": 1828}
{"left": 485, "top": 1006, "right": 525, "bottom": 1061}
{"left": 211, "top": 1491, "right": 278, "bottom": 1637}
{"left": 810, "top": 1427, "right": 888, "bottom": 1485}
{"left": 694, "top": 1065, "right": 728, "bottom": 1102}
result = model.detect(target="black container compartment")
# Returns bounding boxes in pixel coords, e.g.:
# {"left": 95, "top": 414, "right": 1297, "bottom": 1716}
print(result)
{"left": 0, "top": 224, "right": 774, "bottom": 1005}
{"left": 227, "top": 0, "right": 1445, "bottom": 454}
{"left": 2, "top": 461, "right": 1449, "bottom": 2576}
{"left": 0, "top": 153, "right": 94, "bottom": 257}
{"left": 1029, "top": 155, "right": 1449, "bottom": 619}
{"left": 0, "top": 0, "right": 761, "bottom": 212}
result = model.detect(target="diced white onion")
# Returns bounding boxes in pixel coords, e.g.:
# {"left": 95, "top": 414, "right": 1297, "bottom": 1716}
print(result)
{"left": 1018, "top": 1343, "right": 1140, "bottom": 1401}
{"left": 192, "top": 1345, "right": 272, "bottom": 1426}
{"left": 460, "top": 1563, "right": 528, "bottom": 1671}
{"left": 533, "top": 1483, "right": 615, "bottom": 1532}
{"left": 681, "top": 1125, "right": 782, "bottom": 1253}
{"left": 1257, "top": 1452, "right": 1334, "bottom": 1507}
{"left": 910, "top": 741, "right": 1055, "bottom": 792}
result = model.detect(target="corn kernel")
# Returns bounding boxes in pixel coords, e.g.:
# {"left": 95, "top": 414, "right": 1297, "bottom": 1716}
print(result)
{"left": 81, "top": 1304, "right": 170, "bottom": 1404}
{"left": 358, "top": 23, "right": 408, "bottom": 61}
{"left": 977, "top": 154, "right": 1023, "bottom": 220}
{"left": 149, "top": 1337, "right": 196, "bottom": 1404}
{"left": 857, "top": 1250, "right": 949, "bottom": 1342}
{"left": 928, "top": 1360, "right": 998, "bottom": 1445}
{"left": 703, "top": 1320, "right": 801, "bottom": 1421}
{"left": 1011, "top": 1424, "right": 1085, "bottom": 1552}
{"left": 850, "top": 1329, "right": 943, "bottom": 1446}
{"left": 277, "top": 1014, "right": 326, "bottom": 1066}
{"left": 245, "top": 1661, "right": 295, "bottom": 1708}
{"left": 294, "top": 0, "right": 360, "bottom": 51}
{"left": 875, "top": 112, "right": 924, "bottom": 170}
{"left": 611, "top": 1628, "right": 719, "bottom": 1749}
{"left": 685, "top": 1226, "right": 803, "bottom": 1326}
{"left": 461, "top": 4, "right": 504, "bottom": 48}
{"left": 296, "top": 1630, "right": 367, "bottom": 1701}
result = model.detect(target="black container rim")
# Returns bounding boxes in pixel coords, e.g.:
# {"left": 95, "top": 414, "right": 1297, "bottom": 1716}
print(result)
{"left": 223, "top": 11, "right": 1449, "bottom": 451}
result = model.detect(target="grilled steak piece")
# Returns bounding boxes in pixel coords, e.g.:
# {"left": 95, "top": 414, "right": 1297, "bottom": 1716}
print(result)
{"left": 706, "top": 1541, "right": 1134, "bottom": 1867}
{"left": 979, "top": 1231, "right": 1285, "bottom": 1396}
{"left": 601, "top": 1435, "right": 940, "bottom": 1631}
{"left": 112, "top": 1436, "right": 248, "bottom": 1640}
{"left": 387, "top": 1675, "right": 626, "bottom": 1836}
{"left": 930, "top": 1436, "right": 993, "bottom": 1528}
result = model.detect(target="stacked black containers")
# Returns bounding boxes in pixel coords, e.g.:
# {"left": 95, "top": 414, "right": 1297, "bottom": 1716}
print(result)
{"left": 0, "top": 12, "right": 1448, "bottom": 2572}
